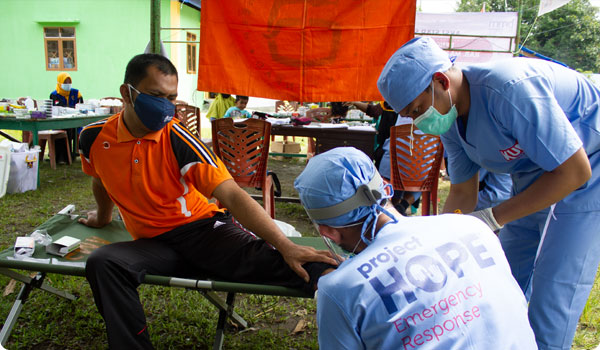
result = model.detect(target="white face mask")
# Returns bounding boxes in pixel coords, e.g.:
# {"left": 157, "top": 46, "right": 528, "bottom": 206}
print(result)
{"left": 61, "top": 84, "right": 72, "bottom": 91}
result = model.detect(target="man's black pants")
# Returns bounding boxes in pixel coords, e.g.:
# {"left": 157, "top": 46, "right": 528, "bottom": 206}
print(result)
{"left": 85, "top": 213, "right": 328, "bottom": 349}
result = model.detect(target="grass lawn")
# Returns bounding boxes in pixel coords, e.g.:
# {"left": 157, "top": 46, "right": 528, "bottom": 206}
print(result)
{"left": 0, "top": 129, "right": 598, "bottom": 349}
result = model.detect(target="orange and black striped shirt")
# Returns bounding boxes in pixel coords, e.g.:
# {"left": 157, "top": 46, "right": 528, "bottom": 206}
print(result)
{"left": 79, "top": 113, "right": 232, "bottom": 239}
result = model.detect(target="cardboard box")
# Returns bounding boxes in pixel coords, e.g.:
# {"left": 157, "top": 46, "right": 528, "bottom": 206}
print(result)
{"left": 271, "top": 141, "right": 285, "bottom": 153}
{"left": 14, "top": 236, "right": 35, "bottom": 258}
{"left": 46, "top": 236, "right": 81, "bottom": 257}
{"left": 283, "top": 141, "right": 301, "bottom": 154}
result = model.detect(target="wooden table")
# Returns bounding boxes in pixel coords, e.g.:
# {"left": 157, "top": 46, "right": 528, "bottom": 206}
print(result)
{"left": 270, "top": 124, "right": 377, "bottom": 157}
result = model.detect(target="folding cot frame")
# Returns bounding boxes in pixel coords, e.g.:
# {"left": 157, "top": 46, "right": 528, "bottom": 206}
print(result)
{"left": 0, "top": 207, "right": 328, "bottom": 350}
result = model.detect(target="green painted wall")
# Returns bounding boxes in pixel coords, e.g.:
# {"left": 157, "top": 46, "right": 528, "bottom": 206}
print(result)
{"left": 169, "top": 1, "right": 202, "bottom": 106}
{"left": 0, "top": 0, "right": 201, "bottom": 106}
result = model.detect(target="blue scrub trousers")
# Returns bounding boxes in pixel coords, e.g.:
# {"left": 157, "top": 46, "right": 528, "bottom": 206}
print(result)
{"left": 499, "top": 209, "right": 600, "bottom": 350}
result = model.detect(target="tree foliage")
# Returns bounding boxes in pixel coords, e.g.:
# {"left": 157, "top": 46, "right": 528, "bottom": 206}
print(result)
{"left": 456, "top": 0, "right": 600, "bottom": 71}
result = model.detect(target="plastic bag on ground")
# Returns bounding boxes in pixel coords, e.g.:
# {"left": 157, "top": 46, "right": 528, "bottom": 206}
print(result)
{"left": 273, "top": 219, "right": 302, "bottom": 237}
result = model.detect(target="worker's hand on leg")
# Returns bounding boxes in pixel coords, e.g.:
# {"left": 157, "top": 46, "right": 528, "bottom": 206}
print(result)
{"left": 280, "top": 244, "right": 339, "bottom": 283}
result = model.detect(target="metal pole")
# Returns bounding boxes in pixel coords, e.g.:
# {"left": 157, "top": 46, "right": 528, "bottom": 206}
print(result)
{"left": 515, "top": 0, "right": 523, "bottom": 55}
{"left": 150, "top": 0, "right": 161, "bottom": 54}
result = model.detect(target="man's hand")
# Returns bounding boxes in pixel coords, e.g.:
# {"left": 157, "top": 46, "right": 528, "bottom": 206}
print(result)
{"left": 278, "top": 243, "right": 339, "bottom": 283}
{"left": 213, "top": 180, "right": 339, "bottom": 282}
{"left": 78, "top": 210, "right": 112, "bottom": 228}
{"left": 80, "top": 177, "right": 115, "bottom": 228}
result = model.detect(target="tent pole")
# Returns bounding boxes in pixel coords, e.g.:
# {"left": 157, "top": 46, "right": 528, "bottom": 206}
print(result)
{"left": 515, "top": 0, "right": 523, "bottom": 55}
{"left": 150, "top": 0, "right": 161, "bottom": 54}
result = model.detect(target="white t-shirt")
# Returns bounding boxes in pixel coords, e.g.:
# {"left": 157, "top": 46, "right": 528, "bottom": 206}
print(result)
{"left": 317, "top": 214, "right": 537, "bottom": 350}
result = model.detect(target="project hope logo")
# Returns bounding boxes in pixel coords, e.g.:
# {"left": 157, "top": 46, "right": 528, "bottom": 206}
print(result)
{"left": 356, "top": 233, "right": 496, "bottom": 314}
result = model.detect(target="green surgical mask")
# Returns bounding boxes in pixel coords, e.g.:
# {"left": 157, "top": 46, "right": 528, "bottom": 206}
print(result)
{"left": 413, "top": 82, "right": 457, "bottom": 135}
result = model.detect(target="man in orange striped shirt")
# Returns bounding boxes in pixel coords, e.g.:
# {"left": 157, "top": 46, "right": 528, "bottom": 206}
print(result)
{"left": 78, "top": 53, "right": 337, "bottom": 349}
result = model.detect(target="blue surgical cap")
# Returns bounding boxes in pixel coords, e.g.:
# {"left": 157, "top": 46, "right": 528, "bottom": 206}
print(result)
{"left": 377, "top": 37, "right": 453, "bottom": 113}
{"left": 294, "top": 147, "right": 383, "bottom": 226}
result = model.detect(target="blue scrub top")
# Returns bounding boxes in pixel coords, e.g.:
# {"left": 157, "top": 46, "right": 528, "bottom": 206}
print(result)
{"left": 442, "top": 57, "right": 600, "bottom": 213}
{"left": 476, "top": 169, "right": 513, "bottom": 210}
{"left": 316, "top": 215, "right": 536, "bottom": 349}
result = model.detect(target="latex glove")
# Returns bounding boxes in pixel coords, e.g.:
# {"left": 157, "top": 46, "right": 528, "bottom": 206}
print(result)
{"left": 468, "top": 207, "right": 503, "bottom": 233}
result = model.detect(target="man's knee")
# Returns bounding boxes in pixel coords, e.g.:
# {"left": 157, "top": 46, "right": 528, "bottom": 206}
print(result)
{"left": 86, "top": 244, "right": 119, "bottom": 276}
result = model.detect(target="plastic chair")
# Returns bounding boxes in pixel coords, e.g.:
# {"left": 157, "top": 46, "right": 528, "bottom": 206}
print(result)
{"left": 211, "top": 118, "right": 276, "bottom": 218}
{"left": 100, "top": 97, "right": 124, "bottom": 114}
{"left": 275, "top": 100, "right": 299, "bottom": 113}
{"left": 101, "top": 96, "right": 123, "bottom": 102}
{"left": 389, "top": 124, "right": 444, "bottom": 216}
{"left": 38, "top": 130, "right": 72, "bottom": 169}
{"left": 175, "top": 103, "right": 201, "bottom": 138}
{"left": 306, "top": 107, "right": 332, "bottom": 122}
{"left": 18, "top": 98, "right": 73, "bottom": 158}
{"left": 273, "top": 101, "right": 298, "bottom": 143}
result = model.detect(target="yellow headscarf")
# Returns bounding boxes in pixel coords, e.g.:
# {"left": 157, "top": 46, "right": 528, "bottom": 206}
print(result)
{"left": 56, "top": 72, "right": 72, "bottom": 97}
{"left": 55, "top": 72, "right": 82, "bottom": 100}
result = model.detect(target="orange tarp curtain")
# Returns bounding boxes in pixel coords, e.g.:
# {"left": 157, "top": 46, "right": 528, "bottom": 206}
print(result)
{"left": 197, "top": 0, "right": 415, "bottom": 102}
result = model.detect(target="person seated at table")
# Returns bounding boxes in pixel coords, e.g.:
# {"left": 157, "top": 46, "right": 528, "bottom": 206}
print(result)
{"left": 345, "top": 101, "right": 398, "bottom": 167}
{"left": 206, "top": 92, "right": 235, "bottom": 121}
{"left": 330, "top": 102, "right": 348, "bottom": 120}
{"left": 294, "top": 147, "right": 537, "bottom": 350}
{"left": 223, "top": 95, "right": 251, "bottom": 118}
{"left": 77, "top": 53, "right": 337, "bottom": 349}
{"left": 50, "top": 72, "right": 83, "bottom": 108}
{"left": 49, "top": 72, "right": 84, "bottom": 163}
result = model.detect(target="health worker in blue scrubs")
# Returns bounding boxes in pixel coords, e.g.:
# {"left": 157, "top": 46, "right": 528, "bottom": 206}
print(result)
{"left": 475, "top": 169, "right": 512, "bottom": 210}
{"left": 378, "top": 36, "right": 600, "bottom": 350}
{"left": 294, "top": 147, "right": 536, "bottom": 350}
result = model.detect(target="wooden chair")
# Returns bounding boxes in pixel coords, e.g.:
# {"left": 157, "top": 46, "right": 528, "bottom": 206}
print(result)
{"left": 38, "top": 130, "right": 72, "bottom": 169}
{"left": 211, "top": 118, "right": 276, "bottom": 218}
{"left": 389, "top": 124, "right": 444, "bottom": 216}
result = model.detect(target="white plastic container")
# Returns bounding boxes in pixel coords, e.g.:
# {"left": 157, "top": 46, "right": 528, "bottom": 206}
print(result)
{"left": 0, "top": 144, "right": 11, "bottom": 198}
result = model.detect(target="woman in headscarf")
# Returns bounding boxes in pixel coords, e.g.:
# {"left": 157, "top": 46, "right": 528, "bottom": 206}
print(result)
{"left": 49, "top": 72, "right": 84, "bottom": 163}
{"left": 50, "top": 72, "right": 83, "bottom": 107}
